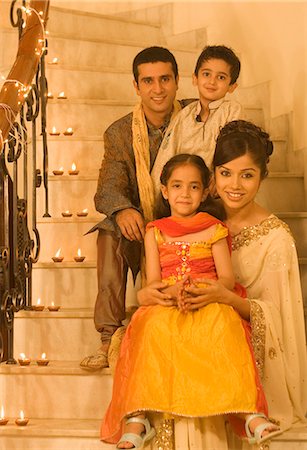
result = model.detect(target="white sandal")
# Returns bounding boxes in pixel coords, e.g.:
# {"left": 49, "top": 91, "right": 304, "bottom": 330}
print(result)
{"left": 245, "top": 413, "right": 282, "bottom": 444}
{"left": 116, "top": 417, "right": 155, "bottom": 449}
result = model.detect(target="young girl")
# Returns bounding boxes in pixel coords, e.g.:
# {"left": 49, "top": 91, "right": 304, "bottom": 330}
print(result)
{"left": 101, "top": 154, "right": 280, "bottom": 450}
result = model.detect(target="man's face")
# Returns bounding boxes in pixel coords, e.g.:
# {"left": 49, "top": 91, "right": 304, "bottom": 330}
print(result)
{"left": 133, "top": 61, "right": 178, "bottom": 121}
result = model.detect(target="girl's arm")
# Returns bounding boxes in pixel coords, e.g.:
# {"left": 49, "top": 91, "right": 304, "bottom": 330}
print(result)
{"left": 211, "top": 237, "right": 235, "bottom": 290}
{"left": 144, "top": 228, "right": 162, "bottom": 284}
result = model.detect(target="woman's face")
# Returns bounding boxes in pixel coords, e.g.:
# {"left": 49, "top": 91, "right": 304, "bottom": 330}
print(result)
{"left": 214, "top": 153, "right": 262, "bottom": 212}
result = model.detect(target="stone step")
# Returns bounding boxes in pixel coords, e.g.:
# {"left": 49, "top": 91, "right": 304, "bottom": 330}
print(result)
{"left": 43, "top": 137, "right": 104, "bottom": 178}
{"left": 48, "top": 5, "right": 162, "bottom": 46}
{"left": 46, "top": 36, "right": 199, "bottom": 74}
{"left": 256, "top": 173, "right": 305, "bottom": 212}
{"left": 36, "top": 220, "right": 98, "bottom": 261}
{"left": 46, "top": 100, "right": 265, "bottom": 137}
{"left": 46, "top": 65, "right": 198, "bottom": 101}
{"left": 0, "top": 418, "right": 111, "bottom": 450}
{"left": 45, "top": 135, "right": 287, "bottom": 178}
{"left": 0, "top": 361, "right": 111, "bottom": 420}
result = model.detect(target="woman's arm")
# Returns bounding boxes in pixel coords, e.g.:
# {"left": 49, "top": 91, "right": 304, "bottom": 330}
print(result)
{"left": 211, "top": 237, "right": 235, "bottom": 290}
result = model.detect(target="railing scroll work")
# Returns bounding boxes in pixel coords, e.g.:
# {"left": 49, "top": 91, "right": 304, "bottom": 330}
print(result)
{"left": 0, "top": 0, "right": 50, "bottom": 363}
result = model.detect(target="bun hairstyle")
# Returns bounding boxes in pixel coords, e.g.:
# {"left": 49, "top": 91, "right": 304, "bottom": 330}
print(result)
{"left": 155, "top": 153, "right": 225, "bottom": 220}
{"left": 213, "top": 120, "right": 273, "bottom": 179}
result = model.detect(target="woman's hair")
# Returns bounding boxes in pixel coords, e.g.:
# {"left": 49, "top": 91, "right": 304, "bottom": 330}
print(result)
{"left": 213, "top": 120, "right": 274, "bottom": 179}
{"left": 155, "top": 153, "right": 225, "bottom": 220}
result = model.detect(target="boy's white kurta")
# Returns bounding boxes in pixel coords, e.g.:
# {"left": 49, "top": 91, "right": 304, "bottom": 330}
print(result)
{"left": 149, "top": 215, "right": 307, "bottom": 449}
{"left": 151, "top": 97, "right": 242, "bottom": 197}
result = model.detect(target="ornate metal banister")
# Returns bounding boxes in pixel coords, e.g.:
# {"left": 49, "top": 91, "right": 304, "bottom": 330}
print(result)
{"left": 0, "top": 0, "right": 50, "bottom": 363}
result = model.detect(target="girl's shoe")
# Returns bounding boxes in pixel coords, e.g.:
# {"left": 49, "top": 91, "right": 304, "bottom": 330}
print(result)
{"left": 245, "top": 413, "right": 282, "bottom": 444}
{"left": 116, "top": 417, "right": 156, "bottom": 449}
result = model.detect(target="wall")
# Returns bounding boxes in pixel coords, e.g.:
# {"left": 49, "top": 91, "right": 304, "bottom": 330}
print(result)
{"left": 171, "top": 1, "right": 307, "bottom": 151}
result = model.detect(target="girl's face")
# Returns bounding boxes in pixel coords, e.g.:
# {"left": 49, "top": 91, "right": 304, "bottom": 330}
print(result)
{"left": 161, "top": 164, "right": 208, "bottom": 218}
{"left": 214, "top": 153, "right": 262, "bottom": 212}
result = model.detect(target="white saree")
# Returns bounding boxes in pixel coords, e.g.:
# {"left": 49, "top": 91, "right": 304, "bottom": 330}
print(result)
{"left": 149, "top": 215, "right": 307, "bottom": 450}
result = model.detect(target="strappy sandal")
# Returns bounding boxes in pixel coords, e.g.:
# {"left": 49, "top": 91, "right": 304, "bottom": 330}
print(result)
{"left": 116, "top": 417, "right": 156, "bottom": 449}
{"left": 245, "top": 413, "right": 282, "bottom": 444}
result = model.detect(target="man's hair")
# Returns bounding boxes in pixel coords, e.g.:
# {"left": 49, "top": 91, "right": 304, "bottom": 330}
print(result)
{"left": 133, "top": 46, "right": 178, "bottom": 83}
{"left": 194, "top": 45, "right": 241, "bottom": 84}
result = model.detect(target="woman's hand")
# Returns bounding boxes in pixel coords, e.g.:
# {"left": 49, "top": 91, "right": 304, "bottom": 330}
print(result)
{"left": 179, "top": 278, "right": 231, "bottom": 311}
{"left": 137, "top": 281, "right": 177, "bottom": 307}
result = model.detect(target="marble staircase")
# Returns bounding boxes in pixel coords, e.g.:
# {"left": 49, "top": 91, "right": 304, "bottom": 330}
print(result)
{"left": 0, "top": 3, "right": 306, "bottom": 449}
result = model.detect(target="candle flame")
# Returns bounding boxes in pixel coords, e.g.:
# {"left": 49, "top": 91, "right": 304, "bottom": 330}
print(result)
{"left": 20, "top": 410, "right": 24, "bottom": 420}
{"left": 59, "top": 167, "right": 64, "bottom": 171}
{"left": 1, "top": 406, "right": 4, "bottom": 419}
{"left": 82, "top": 209, "right": 88, "bottom": 213}
{"left": 52, "top": 57, "right": 58, "bottom": 64}
{"left": 66, "top": 127, "right": 73, "bottom": 133}
{"left": 37, "top": 298, "right": 41, "bottom": 305}
{"left": 65, "top": 210, "right": 70, "bottom": 214}
{"left": 58, "top": 91, "right": 65, "bottom": 97}
{"left": 41, "top": 353, "right": 46, "bottom": 359}
{"left": 20, "top": 353, "right": 26, "bottom": 360}
{"left": 55, "top": 248, "right": 61, "bottom": 258}
{"left": 51, "top": 301, "right": 55, "bottom": 307}
{"left": 77, "top": 248, "right": 81, "bottom": 257}
{"left": 52, "top": 126, "right": 57, "bottom": 133}
{"left": 71, "top": 163, "right": 76, "bottom": 171}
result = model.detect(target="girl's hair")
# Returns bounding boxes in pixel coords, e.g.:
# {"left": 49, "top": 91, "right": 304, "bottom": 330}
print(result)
{"left": 213, "top": 120, "right": 273, "bottom": 179}
{"left": 155, "top": 153, "right": 225, "bottom": 220}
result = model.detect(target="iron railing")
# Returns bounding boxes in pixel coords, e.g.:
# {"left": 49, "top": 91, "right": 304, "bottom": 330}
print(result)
{"left": 0, "top": 0, "right": 50, "bottom": 363}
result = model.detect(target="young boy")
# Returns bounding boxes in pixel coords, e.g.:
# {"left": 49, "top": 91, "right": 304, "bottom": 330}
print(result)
{"left": 151, "top": 45, "right": 242, "bottom": 196}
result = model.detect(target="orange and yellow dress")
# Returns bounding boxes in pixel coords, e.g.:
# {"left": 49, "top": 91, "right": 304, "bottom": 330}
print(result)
{"left": 101, "top": 213, "right": 267, "bottom": 444}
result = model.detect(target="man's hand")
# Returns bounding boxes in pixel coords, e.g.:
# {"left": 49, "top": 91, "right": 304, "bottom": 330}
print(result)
{"left": 137, "top": 281, "right": 176, "bottom": 307}
{"left": 115, "top": 208, "right": 145, "bottom": 241}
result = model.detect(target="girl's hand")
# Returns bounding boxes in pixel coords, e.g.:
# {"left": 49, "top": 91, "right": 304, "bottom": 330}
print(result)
{"left": 137, "top": 281, "right": 177, "bottom": 307}
{"left": 181, "top": 278, "right": 231, "bottom": 311}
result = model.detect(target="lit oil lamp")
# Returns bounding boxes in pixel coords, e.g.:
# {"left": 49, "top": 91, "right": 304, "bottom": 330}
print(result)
{"left": 52, "top": 167, "right": 64, "bottom": 176}
{"left": 76, "top": 208, "right": 88, "bottom": 217}
{"left": 49, "top": 57, "right": 58, "bottom": 65}
{"left": 48, "top": 301, "right": 60, "bottom": 312}
{"left": 32, "top": 298, "right": 45, "bottom": 311}
{"left": 57, "top": 91, "right": 67, "bottom": 99}
{"left": 63, "top": 127, "right": 74, "bottom": 136}
{"left": 0, "top": 406, "right": 8, "bottom": 426}
{"left": 36, "top": 352, "right": 49, "bottom": 366}
{"left": 15, "top": 410, "right": 29, "bottom": 426}
{"left": 62, "top": 210, "right": 72, "bottom": 217}
{"left": 52, "top": 248, "right": 64, "bottom": 263}
{"left": 50, "top": 126, "right": 60, "bottom": 136}
{"left": 18, "top": 353, "right": 31, "bottom": 366}
{"left": 74, "top": 248, "right": 85, "bottom": 263}
{"left": 68, "top": 163, "right": 79, "bottom": 175}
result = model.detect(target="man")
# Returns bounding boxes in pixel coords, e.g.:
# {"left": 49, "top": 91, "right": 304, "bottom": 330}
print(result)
{"left": 80, "top": 46, "right": 190, "bottom": 369}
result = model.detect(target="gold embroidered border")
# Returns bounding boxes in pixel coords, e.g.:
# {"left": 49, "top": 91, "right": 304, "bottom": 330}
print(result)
{"left": 154, "top": 419, "right": 174, "bottom": 450}
{"left": 231, "top": 216, "right": 292, "bottom": 251}
{"left": 250, "top": 300, "right": 266, "bottom": 380}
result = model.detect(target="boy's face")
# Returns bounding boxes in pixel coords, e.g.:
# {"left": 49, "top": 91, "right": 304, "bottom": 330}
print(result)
{"left": 193, "top": 58, "right": 237, "bottom": 106}
{"left": 133, "top": 61, "right": 178, "bottom": 122}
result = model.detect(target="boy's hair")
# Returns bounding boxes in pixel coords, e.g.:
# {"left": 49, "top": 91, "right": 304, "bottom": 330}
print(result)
{"left": 194, "top": 45, "right": 241, "bottom": 84}
{"left": 133, "top": 46, "right": 178, "bottom": 84}
{"left": 155, "top": 153, "right": 225, "bottom": 220}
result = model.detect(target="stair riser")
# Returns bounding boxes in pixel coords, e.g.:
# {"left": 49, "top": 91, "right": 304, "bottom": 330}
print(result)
{"left": 14, "top": 317, "right": 101, "bottom": 361}
{"left": 0, "top": 372, "right": 111, "bottom": 419}
{"left": 48, "top": 7, "right": 161, "bottom": 46}
{"left": 0, "top": 437, "right": 111, "bottom": 450}
{"left": 37, "top": 222, "right": 97, "bottom": 261}
{"left": 267, "top": 141, "right": 287, "bottom": 172}
{"left": 45, "top": 140, "right": 104, "bottom": 177}
{"left": 32, "top": 266, "right": 97, "bottom": 309}
{"left": 46, "top": 103, "right": 264, "bottom": 139}
{"left": 37, "top": 178, "right": 97, "bottom": 217}
{"left": 47, "top": 37, "right": 199, "bottom": 74}
{"left": 256, "top": 177, "right": 305, "bottom": 212}
{"left": 46, "top": 68, "right": 198, "bottom": 101}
